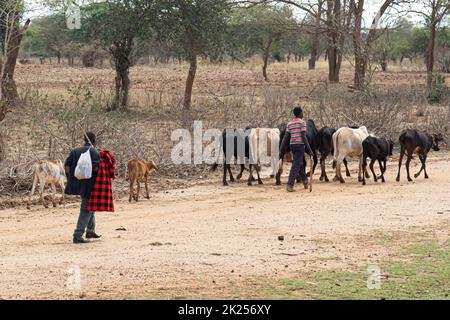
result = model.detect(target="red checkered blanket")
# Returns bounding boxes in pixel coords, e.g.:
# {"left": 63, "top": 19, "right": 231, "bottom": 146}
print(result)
{"left": 87, "top": 150, "right": 116, "bottom": 212}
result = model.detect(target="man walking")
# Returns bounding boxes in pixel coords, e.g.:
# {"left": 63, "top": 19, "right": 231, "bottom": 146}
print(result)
{"left": 286, "top": 107, "right": 313, "bottom": 192}
{"left": 64, "top": 132, "right": 102, "bottom": 244}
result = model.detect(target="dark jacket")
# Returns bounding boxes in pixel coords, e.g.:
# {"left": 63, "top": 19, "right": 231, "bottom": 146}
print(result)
{"left": 64, "top": 144, "right": 100, "bottom": 199}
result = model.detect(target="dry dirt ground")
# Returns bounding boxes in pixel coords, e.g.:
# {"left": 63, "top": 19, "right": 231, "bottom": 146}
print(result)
{"left": 0, "top": 154, "right": 449, "bottom": 300}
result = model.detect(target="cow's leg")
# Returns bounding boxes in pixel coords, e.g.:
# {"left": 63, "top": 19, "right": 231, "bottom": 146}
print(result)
{"left": 344, "top": 159, "right": 351, "bottom": 177}
{"left": 129, "top": 179, "right": 134, "bottom": 202}
{"left": 370, "top": 159, "right": 377, "bottom": 183}
{"left": 405, "top": 153, "right": 413, "bottom": 182}
{"left": 362, "top": 158, "right": 368, "bottom": 186}
{"left": 275, "top": 159, "right": 284, "bottom": 186}
{"left": 136, "top": 181, "right": 141, "bottom": 202}
{"left": 236, "top": 164, "right": 245, "bottom": 180}
{"left": 222, "top": 162, "right": 228, "bottom": 186}
{"left": 255, "top": 164, "right": 264, "bottom": 185}
{"left": 415, "top": 155, "right": 429, "bottom": 179}
{"left": 312, "top": 152, "right": 318, "bottom": 175}
{"left": 396, "top": 147, "right": 405, "bottom": 182}
{"left": 336, "top": 159, "right": 345, "bottom": 183}
{"left": 358, "top": 157, "right": 364, "bottom": 182}
{"left": 59, "top": 181, "right": 66, "bottom": 207}
{"left": 145, "top": 175, "right": 150, "bottom": 199}
{"left": 39, "top": 177, "right": 48, "bottom": 208}
{"left": 228, "top": 164, "right": 235, "bottom": 182}
{"left": 379, "top": 160, "right": 386, "bottom": 183}
{"left": 423, "top": 155, "right": 429, "bottom": 179}
{"left": 248, "top": 164, "right": 254, "bottom": 186}
{"left": 27, "top": 174, "right": 38, "bottom": 210}
{"left": 51, "top": 184, "right": 57, "bottom": 207}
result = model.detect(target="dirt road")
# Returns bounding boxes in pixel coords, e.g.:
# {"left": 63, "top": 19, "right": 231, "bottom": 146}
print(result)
{"left": 1, "top": 156, "right": 449, "bottom": 299}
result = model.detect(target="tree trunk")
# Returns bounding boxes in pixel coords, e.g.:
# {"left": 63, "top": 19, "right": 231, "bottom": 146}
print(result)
{"left": 110, "top": 39, "right": 132, "bottom": 111}
{"left": 184, "top": 50, "right": 197, "bottom": 111}
{"left": 262, "top": 50, "right": 270, "bottom": 81}
{"left": 0, "top": 17, "right": 30, "bottom": 106}
{"left": 262, "top": 40, "right": 272, "bottom": 82}
{"left": 427, "top": 3, "right": 437, "bottom": 92}
{"left": 353, "top": 0, "right": 366, "bottom": 89}
{"left": 326, "top": 0, "right": 341, "bottom": 83}
{"left": 309, "top": 0, "right": 323, "bottom": 70}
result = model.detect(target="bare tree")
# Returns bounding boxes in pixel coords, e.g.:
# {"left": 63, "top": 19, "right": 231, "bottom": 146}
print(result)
{"left": 408, "top": 0, "right": 449, "bottom": 91}
{"left": 351, "top": 0, "right": 406, "bottom": 90}
{"left": 0, "top": 0, "right": 30, "bottom": 114}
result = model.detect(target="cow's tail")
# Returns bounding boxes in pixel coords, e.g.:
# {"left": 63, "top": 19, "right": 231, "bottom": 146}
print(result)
{"left": 211, "top": 136, "right": 223, "bottom": 172}
{"left": 332, "top": 132, "right": 340, "bottom": 169}
{"left": 125, "top": 163, "right": 130, "bottom": 181}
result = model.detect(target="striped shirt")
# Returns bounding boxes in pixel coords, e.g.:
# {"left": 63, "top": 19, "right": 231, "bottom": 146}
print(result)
{"left": 287, "top": 118, "right": 307, "bottom": 145}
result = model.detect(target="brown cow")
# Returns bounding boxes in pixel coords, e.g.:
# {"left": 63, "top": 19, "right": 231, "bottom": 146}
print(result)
{"left": 27, "top": 160, "right": 67, "bottom": 209}
{"left": 127, "top": 159, "right": 157, "bottom": 202}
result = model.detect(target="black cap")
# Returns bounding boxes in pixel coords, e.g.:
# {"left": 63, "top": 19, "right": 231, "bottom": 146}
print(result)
{"left": 84, "top": 132, "right": 96, "bottom": 145}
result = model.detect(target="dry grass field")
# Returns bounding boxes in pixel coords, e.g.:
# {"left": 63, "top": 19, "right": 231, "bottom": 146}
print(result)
{"left": 0, "top": 59, "right": 449, "bottom": 299}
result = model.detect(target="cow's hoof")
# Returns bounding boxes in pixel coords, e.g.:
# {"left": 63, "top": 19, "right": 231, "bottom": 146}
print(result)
{"left": 346, "top": 173, "right": 351, "bottom": 177}
{"left": 396, "top": 177, "right": 400, "bottom": 182}
{"left": 333, "top": 176, "right": 339, "bottom": 182}
{"left": 276, "top": 182, "right": 281, "bottom": 186}
{"left": 223, "top": 182, "right": 229, "bottom": 187}
{"left": 408, "top": 178, "right": 413, "bottom": 182}
{"left": 425, "top": 175, "right": 429, "bottom": 179}
{"left": 236, "top": 174, "right": 242, "bottom": 180}
{"left": 340, "top": 180, "right": 346, "bottom": 184}
{"left": 269, "top": 175, "right": 275, "bottom": 179}
{"left": 258, "top": 180, "right": 264, "bottom": 185}
{"left": 26, "top": 205, "right": 31, "bottom": 210}
{"left": 363, "top": 181, "right": 366, "bottom": 186}
{"left": 414, "top": 174, "right": 420, "bottom": 179}
{"left": 248, "top": 182, "right": 253, "bottom": 186}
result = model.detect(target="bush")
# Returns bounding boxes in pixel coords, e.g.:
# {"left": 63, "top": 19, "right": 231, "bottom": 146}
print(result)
{"left": 427, "top": 73, "right": 449, "bottom": 104}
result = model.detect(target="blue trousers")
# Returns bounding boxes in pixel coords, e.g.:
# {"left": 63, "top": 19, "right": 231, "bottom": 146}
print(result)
{"left": 73, "top": 197, "right": 96, "bottom": 239}
{"left": 288, "top": 144, "right": 307, "bottom": 186}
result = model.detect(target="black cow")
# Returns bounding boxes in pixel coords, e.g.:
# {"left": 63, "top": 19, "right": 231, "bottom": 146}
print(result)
{"left": 396, "top": 129, "right": 443, "bottom": 182}
{"left": 362, "top": 136, "right": 394, "bottom": 186}
{"left": 211, "top": 129, "right": 250, "bottom": 186}
{"left": 317, "top": 127, "right": 350, "bottom": 182}
{"left": 276, "top": 119, "right": 319, "bottom": 185}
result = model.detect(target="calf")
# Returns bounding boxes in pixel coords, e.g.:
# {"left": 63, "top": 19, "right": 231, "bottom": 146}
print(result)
{"left": 396, "top": 129, "right": 443, "bottom": 182}
{"left": 317, "top": 127, "right": 350, "bottom": 182}
{"left": 333, "top": 126, "right": 370, "bottom": 183}
{"left": 362, "top": 136, "right": 394, "bottom": 186}
{"left": 127, "top": 159, "right": 157, "bottom": 202}
{"left": 27, "top": 160, "right": 66, "bottom": 209}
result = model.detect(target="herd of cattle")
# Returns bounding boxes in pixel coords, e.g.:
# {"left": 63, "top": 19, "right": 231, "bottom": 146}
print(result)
{"left": 26, "top": 121, "right": 444, "bottom": 209}
{"left": 212, "top": 122, "right": 444, "bottom": 188}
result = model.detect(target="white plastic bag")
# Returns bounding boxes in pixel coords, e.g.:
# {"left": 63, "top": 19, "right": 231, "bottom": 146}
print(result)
{"left": 74, "top": 148, "right": 93, "bottom": 180}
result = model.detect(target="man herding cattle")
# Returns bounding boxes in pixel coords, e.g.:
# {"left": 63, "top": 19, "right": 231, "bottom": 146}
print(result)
{"left": 285, "top": 107, "right": 313, "bottom": 192}
{"left": 64, "top": 132, "right": 101, "bottom": 244}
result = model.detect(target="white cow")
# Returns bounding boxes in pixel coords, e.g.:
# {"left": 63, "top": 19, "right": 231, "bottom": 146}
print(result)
{"left": 247, "top": 128, "right": 281, "bottom": 186}
{"left": 333, "top": 126, "right": 370, "bottom": 183}
{"left": 27, "top": 160, "right": 67, "bottom": 209}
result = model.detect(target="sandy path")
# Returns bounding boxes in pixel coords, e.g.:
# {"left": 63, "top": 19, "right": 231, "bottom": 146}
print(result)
{"left": 0, "top": 156, "right": 449, "bottom": 299}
